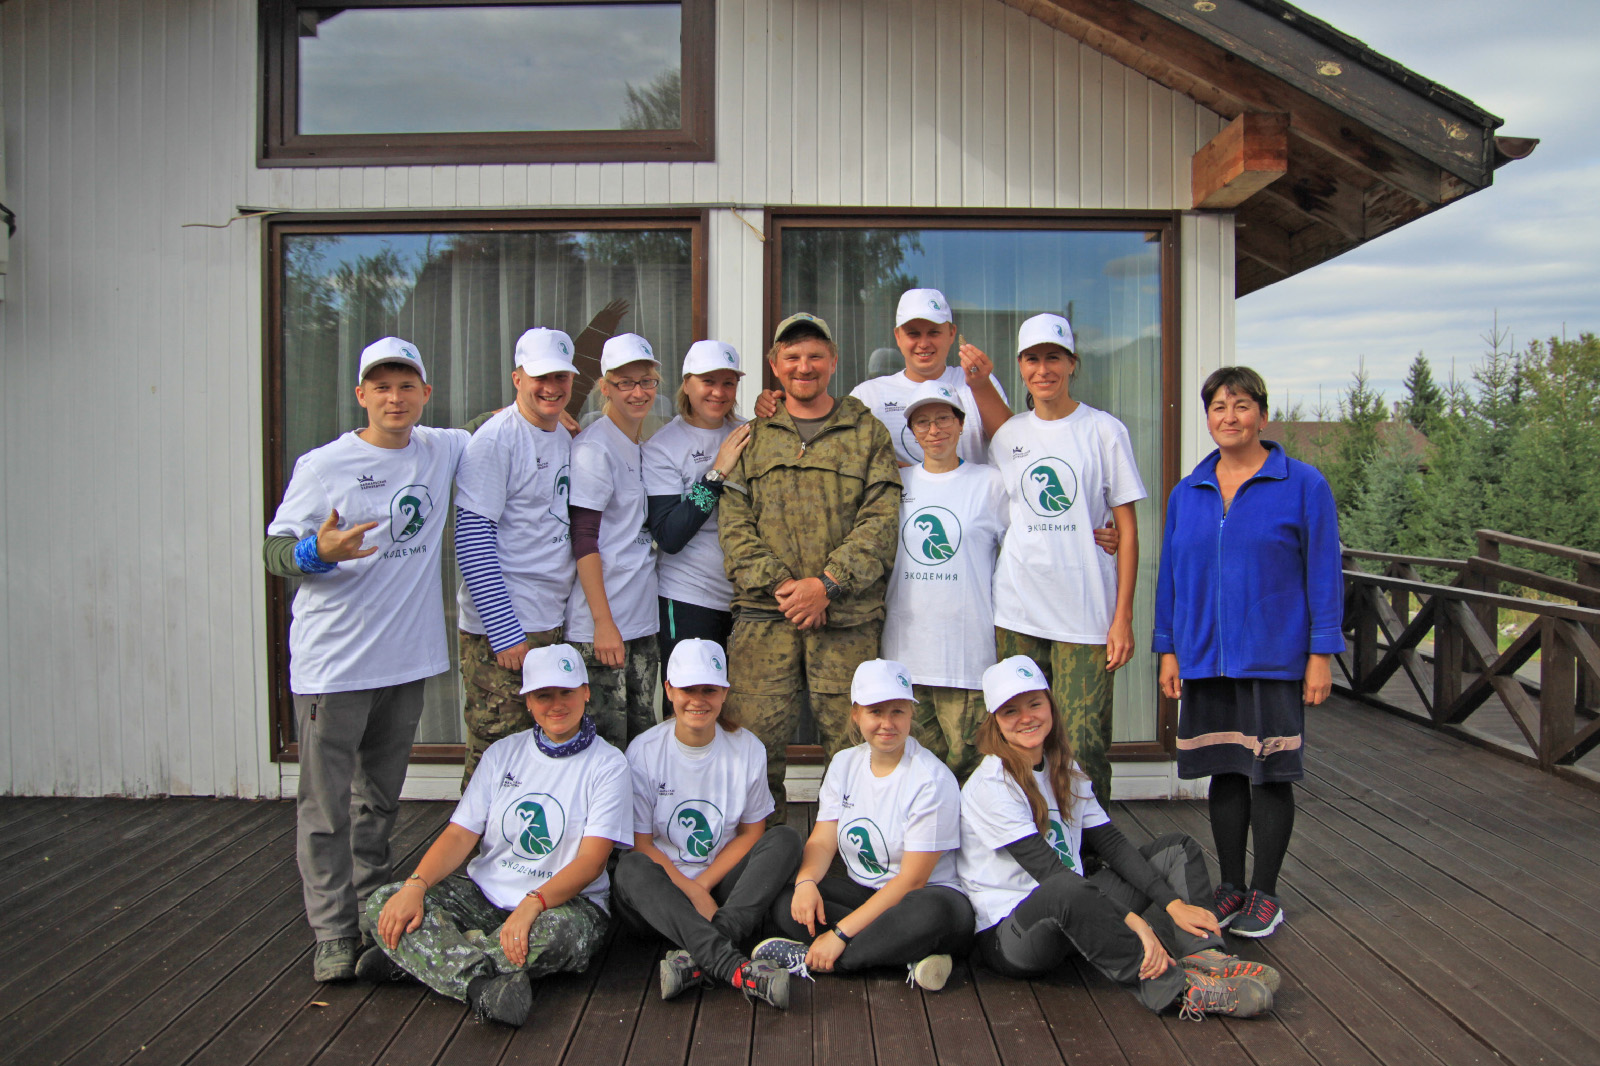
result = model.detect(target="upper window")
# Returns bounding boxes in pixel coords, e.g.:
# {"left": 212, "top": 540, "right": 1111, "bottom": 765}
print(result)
{"left": 260, "top": 0, "right": 714, "bottom": 165}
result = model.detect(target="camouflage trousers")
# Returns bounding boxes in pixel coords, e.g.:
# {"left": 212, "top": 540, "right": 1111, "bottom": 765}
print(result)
{"left": 911, "top": 683, "right": 988, "bottom": 784}
{"left": 725, "top": 615, "right": 883, "bottom": 824}
{"left": 365, "top": 873, "right": 608, "bottom": 1002}
{"left": 459, "top": 627, "right": 564, "bottom": 790}
{"left": 995, "top": 628, "right": 1115, "bottom": 803}
{"left": 573, "top": 637, "right": 660, "bottom": 749}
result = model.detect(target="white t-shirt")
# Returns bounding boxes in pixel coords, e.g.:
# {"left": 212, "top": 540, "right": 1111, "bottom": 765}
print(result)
{"left": 989, "top": 406, "right": 1147, "bottom": 643}
{"left": 641, "top": 416, "right": 739, "bottom": 612}
{"left": 956, "top": 755, "right": 1110, "bottom": 932}
{"left": 454, "top": 407, "right": 574, "bottom": 634}
{"left": 882, "top": 463, "right": 1010, "bottom": 689}
{"left": 817, "top": 737, "right": 962, "bottom": 891}
{"left": 564, "top": 416, "right": 659, "bottom": 643}
{"left": 626, "top": 720, "right": 774, "bottom": 879}
{"left": 452, "top": 730, "right": 633, "bottom": 913}
{"left": 850, "top": 366, "right": 1007, "bottom": 465}
{"left": 267, "top": 426, "right": 469, "bottom": 694}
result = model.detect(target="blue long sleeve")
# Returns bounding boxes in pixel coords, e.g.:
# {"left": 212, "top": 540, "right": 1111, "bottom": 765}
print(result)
{"left": 454, "top": 506, "right": 526, "bottom": 653}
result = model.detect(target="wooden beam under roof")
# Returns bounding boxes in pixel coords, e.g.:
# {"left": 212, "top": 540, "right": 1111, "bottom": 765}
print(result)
{"left": 1192, "top": 113, "right": 1289, "bottom": 209}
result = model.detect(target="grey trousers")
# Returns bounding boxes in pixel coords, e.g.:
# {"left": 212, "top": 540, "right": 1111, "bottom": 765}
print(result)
{"left": 977, "top": 832, "right": 1224, "bottom": 1012}
{"left": 294, "top": 680, "right": 426, "bottom": 941}
{"left": 611, "top": 825, "right": 804, "bottom": 982}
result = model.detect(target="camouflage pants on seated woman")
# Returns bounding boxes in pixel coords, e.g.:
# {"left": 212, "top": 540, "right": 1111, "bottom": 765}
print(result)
{"left": 994, "top": 628, "right": 1115, "bottom": 804}
{"left": 365, "top": 873, "right": 607, "bottom": 1001}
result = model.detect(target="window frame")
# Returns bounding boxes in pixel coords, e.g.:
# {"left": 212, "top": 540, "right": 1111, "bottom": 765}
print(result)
{"left": 259, "top": 0, "right": 716, "bottom": 167}
{"left": 264, "top": 208, "right": 709, "bottom": 763}
{"left": 764, "top": 207, "right": 1182, "bottom": 759}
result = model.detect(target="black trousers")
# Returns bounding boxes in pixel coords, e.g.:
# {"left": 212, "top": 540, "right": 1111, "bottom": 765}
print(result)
{"left": 768, "top": 875, "right": 976, "bottom": 970}
{"left": 977, "top": 832, "right": 1224, "bottom": 1012}
{"left": 611, "top": 824, "right": 802, "bottom": 982}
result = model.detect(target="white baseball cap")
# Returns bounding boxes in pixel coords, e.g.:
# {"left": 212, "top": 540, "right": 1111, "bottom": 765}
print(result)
{"left": 681, "top": 340, "right": 745, "bottom": 377}
{"left": 358, "top": 337, "right": 428, "bottom": 384}
{"left": 600, "top": 333, "right": 660, "bottom": 375}
{"left": 895, "top": 288, "right": 954, "bottom": 328}
{"left": 1017, "top": 313, "right": 1076, "bottom": 356}
{"left": 850, "top": 658, "right": 917, "bottom": 707}
{"left": 520, "top": 643, "right": 589, "bottom": 694}
{"left": 666, "top": 638, "right": 730, "bottom": 688}
{"left": 515, "top": 328, "right": 579, "bottom": 377}
{"left": 983, "top": 655, "right": 1050, "bottom": 714}
{"left": 903, "top": 379, "right": 967, "bottom": 423}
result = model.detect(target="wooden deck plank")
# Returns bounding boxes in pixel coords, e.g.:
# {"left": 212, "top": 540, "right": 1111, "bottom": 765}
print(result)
{"left": 10, "top": 814, "right": 301, "bottom": 1064}
{"left": 750, "top": 947, "right": 813, "bottom": 1066}
{"left": 556, "top": 921, "right": 654, "bottom": 1066}
{"left": 865, "top": 972, "right": 936, "bottom": 1066}
{"left": 686, "top": 982, "right": 757, "bottom": 1066}
{"left": 1062, "top": 956, "right": 1189, "bottom": 1066}
{"left": 1027, "top": 968, "right": 1131, "bottom": 1066}
{"left": 623, "top": 934, "right": 701, "bottom": 1066}
{"left": 1142, "top": 799, "right": 1479, "bottom": 1066}
{"left": 0, "top": 800, "right": 186, "bottom": 904}
{"left": 811, "top": 973, "right": 874, "bottom": 1066}
{"left": 969, "top": 967, "right": 1066, "bottom": 1066}
{"left": 0, "top": 796, "right": 64, "bottom": 834}
{"left": 0, "top": 800, "right": 279, "bottom": 1012}
{"left": 0, "top": 797, "right": 131, "bottom": 862}
{"left": 923, "top": 960, "right": 1004, "bottom": 1066}
{"left": 304, "top": 982, "right": 430, "bottom": 1066}
{"left": 497, "top": 927, "right": 609, "bottom": 1066}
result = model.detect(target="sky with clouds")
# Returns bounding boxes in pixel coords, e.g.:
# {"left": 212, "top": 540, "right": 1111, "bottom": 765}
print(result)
{"left": 1236, "top": 0, "right": 1600, "bottom": 416}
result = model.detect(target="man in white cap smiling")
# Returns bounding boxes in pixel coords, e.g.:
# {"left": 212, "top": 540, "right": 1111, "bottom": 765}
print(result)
{"left": 264, "top": 336, "right": 472, "bottom": 982}
{"left": 454, "top": 327, "right": 583, "bottom": 787}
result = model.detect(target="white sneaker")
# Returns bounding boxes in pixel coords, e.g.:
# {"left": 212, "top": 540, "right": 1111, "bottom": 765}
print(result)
{"left": 906, "top": 954, "right": 952, "bottom": 991}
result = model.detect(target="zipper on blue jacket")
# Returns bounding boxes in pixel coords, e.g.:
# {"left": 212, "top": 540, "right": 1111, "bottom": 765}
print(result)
{"left": 1216, "top": 505, "right": 1226, "bottom": 677}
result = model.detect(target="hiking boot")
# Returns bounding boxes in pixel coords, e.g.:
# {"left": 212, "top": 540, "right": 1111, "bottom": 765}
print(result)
{"left": 1180, "top": 948, "right": 1281, "bottom": 993}
{"left": 1229, "top": 890, "right": 1285, "bottom": 938}
{"left": 467, "top": 971, "right": 533, "bottom": 1027}
{"left": 906, "top": 954, "right": 952, "bottom": 991}
{"left": 312, "top": 937, "right": 360, "bottom": 982}
{"left": 730, "top": 959, "right": 790, "bottom": 1010}
{"left": 354, "top": 945, "right": 410, "bottom": 984}
{"left": 659, "top": 949, "right": 709, "bottom": 1000}
{"left": 751, "top": 937, "right": 812, "bottom": 980}
{"left": 1213, "top": 883, "right": 1246, "bottom": 928}
{"left": 1177, "top": 971, "right": 1274, "bottom": 1021}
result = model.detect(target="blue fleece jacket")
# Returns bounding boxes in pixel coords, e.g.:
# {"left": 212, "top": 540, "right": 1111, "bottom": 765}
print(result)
{"left": 1152, "top": 441, "right": 1344, "bottom": 680}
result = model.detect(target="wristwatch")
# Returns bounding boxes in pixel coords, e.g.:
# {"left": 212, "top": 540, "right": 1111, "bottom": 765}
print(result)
{"left": 704, "top": 468, "right": 726, "bottom": 484}
{"left": 821, "top": 573, "right": 843, "bottom": 600}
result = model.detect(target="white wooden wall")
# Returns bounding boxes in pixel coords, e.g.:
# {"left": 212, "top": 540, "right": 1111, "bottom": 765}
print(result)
{"left": 0, "top": 0, "right": 1233, "bottom": 797}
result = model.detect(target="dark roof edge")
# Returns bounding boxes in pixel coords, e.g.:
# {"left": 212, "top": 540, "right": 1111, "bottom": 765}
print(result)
{"left": 1235, "top": 0, "right": 1504, "bottom": 129}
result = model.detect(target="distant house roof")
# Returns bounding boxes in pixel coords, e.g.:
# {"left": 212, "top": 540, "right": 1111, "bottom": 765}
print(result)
{"left": 1003, "top": 0, "right": 1536, "bottom": 295}
{"left": 1262, "top": 420, "right": 1431, "bottom": 465}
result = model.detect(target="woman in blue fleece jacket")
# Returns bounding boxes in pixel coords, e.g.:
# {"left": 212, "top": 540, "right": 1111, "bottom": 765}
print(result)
{"left": 1152, "top": 367, "right": 1342, "bottom": 940}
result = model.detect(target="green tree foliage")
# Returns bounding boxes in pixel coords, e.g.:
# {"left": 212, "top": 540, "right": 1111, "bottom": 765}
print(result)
{"left": 621, "top": 68, "right": 681, "bottom": 130}
{"left": 1341, "top": 428, "right": 1423, "bottom": 556}
{"left": 1319, "top": 360, "right": 1387, "bottom": 512}
{"left": 1400, "top": 352, "right": 1444, "bottom": 434}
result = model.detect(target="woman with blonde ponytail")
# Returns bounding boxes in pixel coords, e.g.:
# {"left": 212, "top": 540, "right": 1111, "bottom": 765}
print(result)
{"left": 956, "top": 656, "right": 1280, "bottom": 1021}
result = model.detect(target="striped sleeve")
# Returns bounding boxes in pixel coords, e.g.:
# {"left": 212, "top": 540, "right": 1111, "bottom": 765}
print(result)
{"left": 454, "top": 506, "right": 526, "bottom": 652}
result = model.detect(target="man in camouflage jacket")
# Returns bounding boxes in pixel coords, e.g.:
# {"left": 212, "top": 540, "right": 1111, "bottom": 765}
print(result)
{"left": 719, "top": 313, "right": 902, "bottom": 819}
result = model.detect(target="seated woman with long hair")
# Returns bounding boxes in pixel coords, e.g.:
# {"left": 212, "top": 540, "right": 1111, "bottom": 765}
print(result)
{"left": 356, "top": 645, "right": 633, "bottom": 1027}
{"left": 610, "top": 639, "right": 802, "bottom": 1010}
{"left": 957, "top": 655, "right": 1280, "bottom": 1020}
{"left": 756, "top": 659, "right": 975, "bottom": 990}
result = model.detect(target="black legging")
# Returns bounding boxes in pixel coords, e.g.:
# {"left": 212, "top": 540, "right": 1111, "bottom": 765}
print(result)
{"left": 768, "top": 875, "right": 975, "bottom": 969}
{"left": 1208, "top": 774, "right": 1295, "bottom": 894}
{"left": 611, "top": 825, "right": 803, "bottom": 982}
{"left": 976, "top": 832, "right": 1224, "bottom": 1012}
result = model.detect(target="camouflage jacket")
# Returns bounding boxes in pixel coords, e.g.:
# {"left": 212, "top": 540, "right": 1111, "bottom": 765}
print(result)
{"left": 718, "top": 396, "right": 902, "bottom": 626}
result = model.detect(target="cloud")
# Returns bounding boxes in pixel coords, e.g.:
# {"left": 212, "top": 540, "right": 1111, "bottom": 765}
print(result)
{"left": 1238, "top": 0, "right": 1600, "bottom": 409}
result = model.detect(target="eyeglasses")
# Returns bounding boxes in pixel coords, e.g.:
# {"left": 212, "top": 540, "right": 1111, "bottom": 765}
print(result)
{"left": 909, "top": 414, "right": 959, "bottom": 433}
{"left": 609, "top": 377, "right": 660, "bottom": 393}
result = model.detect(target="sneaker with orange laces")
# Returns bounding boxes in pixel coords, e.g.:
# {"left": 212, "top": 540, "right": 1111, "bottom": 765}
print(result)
{"left": 1180, "top": 948, "right": 1281, "bottom": 993}
{"left": 1177, "top": 971, "right": 1275, "bottom": 1021}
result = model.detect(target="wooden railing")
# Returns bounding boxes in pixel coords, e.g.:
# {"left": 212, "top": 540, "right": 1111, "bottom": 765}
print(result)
{"left": 1339, "top": 531, "right": 1600, "bottom": 783}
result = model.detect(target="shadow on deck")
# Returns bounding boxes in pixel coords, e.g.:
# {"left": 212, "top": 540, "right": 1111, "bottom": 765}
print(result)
{"left": 4, "top": 692, "right": 1599, "bottom": 1066}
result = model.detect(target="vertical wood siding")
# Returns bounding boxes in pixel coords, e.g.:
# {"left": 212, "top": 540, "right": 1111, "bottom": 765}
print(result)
{"left": 0, "top": 0, "right": 1229, "bottom": 796}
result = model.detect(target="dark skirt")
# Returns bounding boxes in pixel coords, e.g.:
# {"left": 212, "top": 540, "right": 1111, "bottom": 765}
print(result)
{"left": 1175, "top": 677, "right": 1305, "bottom": 783}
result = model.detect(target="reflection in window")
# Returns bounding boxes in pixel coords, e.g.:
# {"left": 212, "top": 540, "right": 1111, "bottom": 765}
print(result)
{"left": 296, "top": 5, "right": 683, "bottom": 135}
{"left": 780, "top": 225, "right": 1166, "bottom": 744}
{"left": 278, "top": 226, "right": 694, "bottom": 744}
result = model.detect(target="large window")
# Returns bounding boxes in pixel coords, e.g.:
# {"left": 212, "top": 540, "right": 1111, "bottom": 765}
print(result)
{"left": 772, "top": 214, "right": 1175, "bottom": 751}
{"left": 267, "top": 214, "right": 704, "bottom": 760}
{"left": 260, "top": 0, "right": 714, "bottom": 165}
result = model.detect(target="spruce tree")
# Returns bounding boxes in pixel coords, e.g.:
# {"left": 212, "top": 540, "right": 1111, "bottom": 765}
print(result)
{"left": 1400, "top": 353, "right": 1444, "bottom": 434}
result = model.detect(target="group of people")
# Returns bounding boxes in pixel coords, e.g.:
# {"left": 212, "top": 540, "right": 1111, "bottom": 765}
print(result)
{"left": 263, "top": 287, "right": 1343, "bottom": 1030}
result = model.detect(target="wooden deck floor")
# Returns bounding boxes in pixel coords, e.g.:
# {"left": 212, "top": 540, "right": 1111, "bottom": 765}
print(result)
{"left": 5, "top": 693, "right": 1600, "bottom": 1066}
